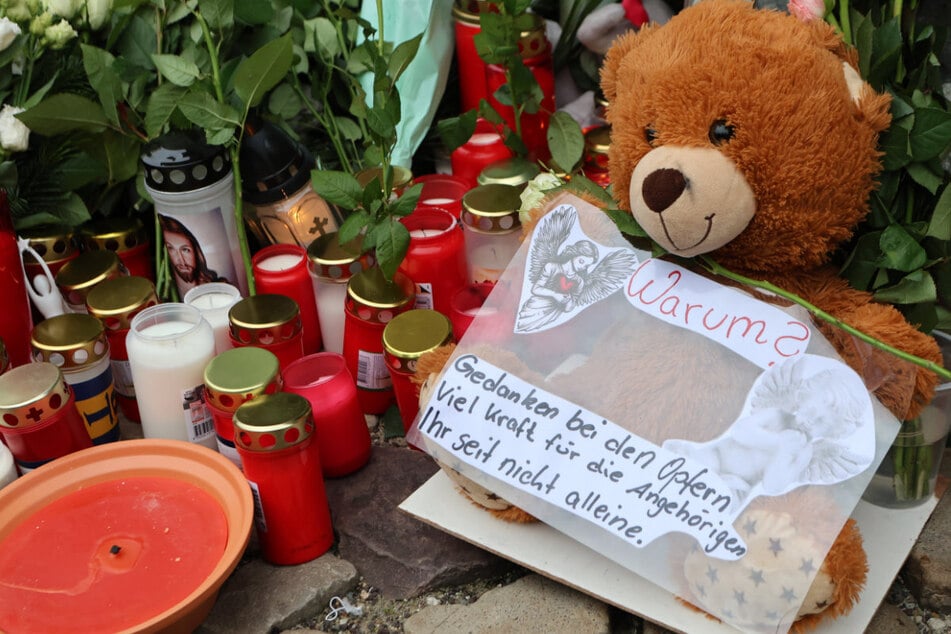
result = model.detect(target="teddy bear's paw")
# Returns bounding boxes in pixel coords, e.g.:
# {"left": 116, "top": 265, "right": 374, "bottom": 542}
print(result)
{"left": 437, "top": 461, "right": 539, "bottom": 523}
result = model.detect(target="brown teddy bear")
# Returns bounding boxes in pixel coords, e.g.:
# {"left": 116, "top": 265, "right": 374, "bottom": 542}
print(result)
{"left": 417, "top": 1, "right": 944, "bottom": 630}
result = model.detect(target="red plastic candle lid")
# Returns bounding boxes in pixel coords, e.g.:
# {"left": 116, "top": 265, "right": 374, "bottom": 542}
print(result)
{"left": 0, "top": 439, "right": 253, "bottom": 634}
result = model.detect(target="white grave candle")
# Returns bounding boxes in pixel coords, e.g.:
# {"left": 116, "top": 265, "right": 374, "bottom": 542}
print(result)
{"left": 184, "top": 283, "right": 242, "bottom": 355}
{"left": 126, "top": 303, "right": 217, "bottom": 449}
{"left": 0, "top": 442, "right": 16, "bottom": 489}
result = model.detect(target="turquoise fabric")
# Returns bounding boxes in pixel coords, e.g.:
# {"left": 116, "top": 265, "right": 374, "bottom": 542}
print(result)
{"left": 359, "top": 0, "right": 455, "bottom": 169}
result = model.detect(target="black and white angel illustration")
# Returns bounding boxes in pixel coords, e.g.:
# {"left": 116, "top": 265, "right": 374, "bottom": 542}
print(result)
{"left": 515, "top": 205, "right": 638, "bottom": 333}
{"left": 662, "top": 355, "right": 874, "bottom": 511}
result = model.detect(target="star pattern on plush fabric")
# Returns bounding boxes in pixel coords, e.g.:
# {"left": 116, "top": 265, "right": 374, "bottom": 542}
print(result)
{"left": 749, "top": 568, "right": 765, "bottom": 587}
{"left": 781, "top": 586, "right": 797, "bottom": 602}
{"left": 743, "top": 518, "right": 757, "bottom": 536}
{"left": 706, "top": 565, "right": 719, "bottom": 584}
{"left": 734, "top": 589, "right": 747, "bottom": 606}
{"left": 768, "top": 538, "right": 783, "bottom": 556}
{"left": 799, "top": 558, "right": 815, "bottom": 576}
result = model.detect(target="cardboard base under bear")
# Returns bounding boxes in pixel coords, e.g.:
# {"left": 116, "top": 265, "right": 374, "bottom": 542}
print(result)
{"left": 400, "top": 470, "right": 944, "bottom": 633}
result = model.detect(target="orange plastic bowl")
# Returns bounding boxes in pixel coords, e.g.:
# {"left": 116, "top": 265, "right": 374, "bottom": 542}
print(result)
{"left": 0, "top": 439, "right": 253, "bottom": 633}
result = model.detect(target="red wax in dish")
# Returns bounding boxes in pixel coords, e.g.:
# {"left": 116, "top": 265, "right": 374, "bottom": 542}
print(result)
{"left": 0, "top": 476, "right": 228, "bottom": 634}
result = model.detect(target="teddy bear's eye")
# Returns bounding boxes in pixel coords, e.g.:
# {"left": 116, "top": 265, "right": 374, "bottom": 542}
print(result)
{"left": 709, "top": 119, "right": 735, "bottom": 145}
{"left": 644, "top": 126, "right": 658, "bottom": 146}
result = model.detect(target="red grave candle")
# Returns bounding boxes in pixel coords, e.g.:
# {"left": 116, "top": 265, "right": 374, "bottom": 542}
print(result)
{"left": 383, "top": 310, "right": 454, "bottom": 431}
{"left": 0, "top": 191, "right": 34, "bottom": 368}
{"left": 283, "top": 352, "right": 371, "bottom": 477}
{"left": 0, "top": 363, "right": 93, "bottom": 473}
{"left": 343, "top": 268, "right": 415, "bottom": 415}
{"left": 449, "top": 281, "right": 497, "bottom": 341}
{"left": 252, "top": 244, "right": 322, "bottom": 355}
{"left": 398, "top": 207, "right": 468, "bottom": 316}
{"left": 452, "top": 0, "right": 497, "bottom": 111}
{"left": 413, "top": 173, "right": 470, "bottom": 219}
{"left": 234, "top": 393, "right": 333, "bottom": 565}
{"left": 80, "top": 216, "right": 154, "bottom": 282}
{"left": 450, "top": 118, "right": 513, "bottom": 189}
{"left": 484, "top": 13, "right": 555, "bottom": 162}
{"left": 228, "top": 294, "right": 304, "bottom": 372}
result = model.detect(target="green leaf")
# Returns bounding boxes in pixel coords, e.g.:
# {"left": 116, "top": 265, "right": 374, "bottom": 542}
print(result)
{"left": 304, "top": 17, "right": 339, "bottom": 59}
{"left": 206, "top": 127, "right": 235, "bottom": 145}
{"left": 370, "top": 218, "right": 410, "bottom": 280}
{"left": 21, "top": 76, "right": 58, "bottom": 110}
{"left": 880, "top": 124, "right": 911, "bottom": 170}
{"left": 151, "top": 54, "right": 202, "bottom": 87}
{"left": 234, "top": 34, "right": 294, "bottom": 109}
{"left": 312, "top": 169, "right": 364, "bottom": 208}
{"left": 906, "top": 161, "right": 943, "bottom": 194}
{"left": 198, "top": 0, "right": 234, "bottom": 30}
{"left": 81, "top": 45, "right": 123, "bottom": 127}
{"left": 17, "top": 95, "right": 110, "bottom": 136}
{"left": 57, "top": 192, "right": 93, "bottom": 227}
{"left": 267, "top": 83, "right": 302, "bottom": 120}
{"left": 389, "top": 183, "right": 423, "bottom": 218}
{"left": 879, "top": 224, "right": 928, "bottom": 272}
{"left": 116, "top": 14, "right": 157, "bottom": 71}
{"left": 337, "top": 209, "right": 370, "bottom": 244}
{"left": 144, "top": 83, "right": 189, "bottom": 138}
{"left": 388, "top": 33, "right": 423, "bottom": 85}
{"left": 334, "top": 116, "right": 363, "bottom": 141}
{"left": 926, "top": 185, "right": 951, "bottom": 240}
{"left": 437, "top": 110, "right": 478, "bottom": 152}
{"left": 235, "top": 0, "right": 274, "bottom": 25}
{"left": 547, "top": 111, "right": 584, "bottom": 172}
{"left": 0, "top": 161, "right": 18, "bottom": 190}
{"left": 908, "top": 107, "right": 951, "bottom": 161}
{"left": 873, "top": 270, "right": 936, "bottom": 304}
{"left": 178, "top": 91, "right": 241, "bottom": 130}
{"left": 868, "top": 17, "right": 902, "bottom": 88}
{"left": 367, "top": 90, "right": 400, "bottom": 142}
{"left": 79, "top": 129, "right": 142, "bottom": 184}
{"left": 381, "top": 403, "right": 406, "bottom": 439}
{"left": 605, "top": 207, "right": 648, "bottom": 238}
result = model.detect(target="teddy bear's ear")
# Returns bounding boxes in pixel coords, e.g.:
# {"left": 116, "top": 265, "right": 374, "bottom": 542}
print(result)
{"left": 600, "top": 28, "right": 645, "bottom": 105}
{"left": 803, "top": 19, "right": 892, "bottom": 133}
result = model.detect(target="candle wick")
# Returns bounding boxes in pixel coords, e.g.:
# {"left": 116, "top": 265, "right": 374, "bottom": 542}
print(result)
{"left": 110, "top": 545, "right": 122, "bottom": 555}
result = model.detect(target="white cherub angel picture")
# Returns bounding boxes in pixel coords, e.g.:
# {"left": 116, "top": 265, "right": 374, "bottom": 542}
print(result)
{"left": 515, "top": 204, "right": 638, "bottom": 333}
{"left": 663, "top": 355, "right": 875, "bottom": 512}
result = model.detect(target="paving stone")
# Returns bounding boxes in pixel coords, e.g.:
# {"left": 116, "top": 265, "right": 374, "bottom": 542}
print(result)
{"left": 403, "top": 573, "right": 610, "bottom": 634}
{"left": 903, "top": 448, "right": 951, "bottom": 611}
{"left": 197, "top": 554, "right": 358, "bottom": 634}
{"left": 865, "top": 600, "right": 917, "bottom": 633}
{"left": 324, "top": 445, "right": 512, "bottom": 599}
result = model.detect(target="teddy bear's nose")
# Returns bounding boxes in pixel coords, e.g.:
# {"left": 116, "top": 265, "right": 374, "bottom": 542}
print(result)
{"left": 642, "top": 168, "right": 687, "bottom": 213}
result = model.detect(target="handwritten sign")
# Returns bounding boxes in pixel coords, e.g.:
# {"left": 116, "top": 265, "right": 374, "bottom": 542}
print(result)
{"left": 625, "top": 258, "right": 811, "bottom": 369}
{"left": 418, "top": 353, "right": 749, "bottom": 560}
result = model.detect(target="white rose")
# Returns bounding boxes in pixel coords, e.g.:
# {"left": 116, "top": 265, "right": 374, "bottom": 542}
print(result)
{"left": 43, "top": 18, "right": 76, "bottom": 49}
{"left": 518, "top": 172, "right": 565, "bottom": 222}
{"left": 42, "top": 0, "right": 81, "bottom": 20}
{"left": 0, "top": 105, "right": 31, "bottom": 153}
{"left": 0, "top": 17, "right": 22, "bottom": 53}
{"left": 85, "top": 0, "right": 112, "bottom": 30}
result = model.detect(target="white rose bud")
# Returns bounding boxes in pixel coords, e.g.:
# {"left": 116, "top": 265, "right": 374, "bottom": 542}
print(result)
{"left": 0, "top": 105, "right": 31, "bottom": 153}
{"left": 42, "top": 0, "right": 82, "bottom": 20}
{"left": 0, "top": 18, "right": 22, "bottom": 53}
{"left": 518, "top": 172, "right": 565, "bottom": 223}
{"left": 85, "top": 0, "right": 112, "bottom": 30}
{"left": 43, "top": 18, "right": 76, "bottom": 49}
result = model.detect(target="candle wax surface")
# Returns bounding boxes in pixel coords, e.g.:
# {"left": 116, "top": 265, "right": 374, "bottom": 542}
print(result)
{"left": 188, "top": 292, "right": 237, "bottom": 310}
{"left": 139, "top": 320, "right": 195, "bottom": 337}
{"left": 0, "top": 476, "right": 228, "bottom": 633}
{"left": 422, "top": 197, "right": 455, "bottom": 205}
{"left": 257, "top": 253, "right": 304, "bottom": 272}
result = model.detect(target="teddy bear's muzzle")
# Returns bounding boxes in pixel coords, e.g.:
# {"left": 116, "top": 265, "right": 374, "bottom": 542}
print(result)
{"left": 629, "top": 146, "right": 757, "bottom": 257}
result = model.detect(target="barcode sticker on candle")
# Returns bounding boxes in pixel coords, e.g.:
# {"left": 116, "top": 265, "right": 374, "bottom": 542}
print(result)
{"left": 182, "top": 385, "right": 215, "bottom": 443}
{"left": 248, "top": 480, "right": 268, "bottom": 532}
{"left": 356, "top": 350, "right": 391, "bottom": 390}
{"left": 414, "top": 283, "right": 434, "bottom": 310}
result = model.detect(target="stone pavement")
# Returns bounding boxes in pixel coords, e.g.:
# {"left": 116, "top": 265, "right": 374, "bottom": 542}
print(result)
{"left": 194, "top": 445, "right": 951, "bottom": 633}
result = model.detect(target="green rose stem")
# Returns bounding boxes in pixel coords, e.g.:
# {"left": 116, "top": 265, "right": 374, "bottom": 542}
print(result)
{"left": 375, "top": 0, "right": 392, "bottom": 198}
{"left": 699, "top": 255, "right": 951, "bottom": 382}
{"left": 196, "top": 11, "right": 256, "bottom": 295}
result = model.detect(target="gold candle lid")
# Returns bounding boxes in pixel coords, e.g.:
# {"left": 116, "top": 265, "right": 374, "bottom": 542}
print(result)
{"left": 461, "top": 184, "right": 522, "bottom": 234}
{"left": 0, "top": 362, "right": 71, "bottom": 428}
{"left": 477, "top": 157, "right": 540, "bottom": 188}
{"left": 18, "top": 224, "right": 79, "bottom": 265}
{"left": 228, "top": 294, "right": 302, "bottom": 345}
{"left": 55, "top": 250, "right": 125, "bottom": 307}
{"left": 204, "top": 347, "right": 282, "bottom": 413}
{"left": 31, "top": 313, "right": 110, "bottom": 369}
{"left": 80, "top": 216, "right": 148, "bottom": 254}
{"left": 383, "top": 309, "right": 453, "bottom": 371}
{"left": 306, "top": 232, "right": 374, "bottom": 281}
{"left": 233, "top": 392, "right": 314, "bottom": 452}
{"left": 86, "top": 276, "right": 158, "bottom": 331}
{"left": 515, "top": 12, "right": 548, "bottom": 59}
{"left": 346, "top": 268, "right": 415, "bottom": 322}
{"left": 585, "top": 124, "right": 612, "bottom": 156}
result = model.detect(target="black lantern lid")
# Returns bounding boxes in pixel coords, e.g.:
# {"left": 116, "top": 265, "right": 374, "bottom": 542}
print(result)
{"left": 141, "top": 130, "right": 231, "bottom": 193}
{"left": 239, "top": 118, "right": 316, "bottom": 205}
